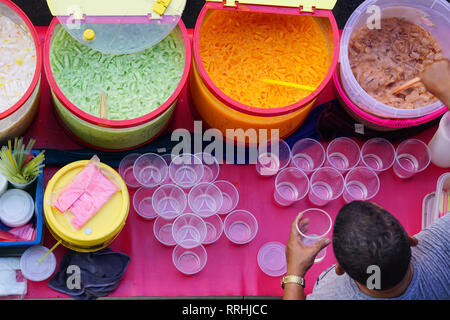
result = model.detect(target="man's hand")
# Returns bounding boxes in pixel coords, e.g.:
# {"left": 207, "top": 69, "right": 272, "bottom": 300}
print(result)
{"left": 420, "top": 59, "right": 450, "bottom": 109}
{"left": 285, "top": 216, "right": 331, "bottom": 277}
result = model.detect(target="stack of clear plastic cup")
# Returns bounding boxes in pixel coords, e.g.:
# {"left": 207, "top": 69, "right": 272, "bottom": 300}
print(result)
{"left": 133, "top": 153, "right": 168, "bottom": 188}
{"left": 308, "top": 167, "right": 344, "bottom": 206}
{"left": 343, "top": 167, "right": 380, "bottom": 203}
{"left": 326, "top": 137, "right": 361, "bottom": 174}
{"left": 223, "top": 210, "right": 258, "bottom": 245}
{"left": 291, "top": 138, "right": 325, "bottom": 175}
{"left": 214, "top": 180, "right": 239, "bottom": 215}
{"left": 361, "top": 138, "right": 395, "bottom": 174}
{"left": 133, "top": 187, "right": 158, "bottom": 220}
{"left": 195, "top": 152, "right": 220, "bottom": 183}
{"left": 172, "top": 213, "right": 207, "bottom": 249}
{"left": 152, "top": 184, "right": 187, "bottom": 219}
{"left": 153, "top": 217, "right": 176, "bottom": 246}
{"left": 169, "top": 153, "right": 204, "bottom": 189}
{"left": 172, "top": 244, "right": 207, "bottom": 275}
{"left": 295, "top": 208, "right": 332, "bottom": 263}
{"left": 119, "top": 153, "right": 142, "bottom": 189}
{"left": 188, "top": 182, "right": 223, "bottom": 218}
{"left": 256, "top": 139, "right": 291, "bottom": 177}
{"left": 393, "top": 139, "right": 431, "bottom": 179}
{"left": 273, "top": 168, "right": 309, "bottom": 207}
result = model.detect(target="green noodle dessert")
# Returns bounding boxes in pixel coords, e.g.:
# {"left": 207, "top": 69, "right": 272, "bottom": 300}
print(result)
{"left": 50, "top": 26, "right": 185, "bottom": 121}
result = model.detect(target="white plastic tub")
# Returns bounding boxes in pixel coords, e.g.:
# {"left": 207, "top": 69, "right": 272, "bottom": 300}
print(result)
{"left": 340, "top": 0, "right": 450, "bottom": 119}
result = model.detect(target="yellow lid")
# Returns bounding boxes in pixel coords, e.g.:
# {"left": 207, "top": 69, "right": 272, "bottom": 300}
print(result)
{"left": 207, "top": 0, "right": 336, "bottom": 12}
{"left": 43, "top": 160, "right": 129, "bottom": 249}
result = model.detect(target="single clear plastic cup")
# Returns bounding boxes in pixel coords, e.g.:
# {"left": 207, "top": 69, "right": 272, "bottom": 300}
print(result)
{"left": 223, "top": 210, "right": 258, "bottom": 245}
{"left": 188, "top": 183, "right": 223, "bottom": 218}
{"left": 172, "top": 213, "right": 207, "bottom": 249}
{"left": 361, "top": 138, "right": 395, "bottom": 174}
{"left": 20, "top": 245, "right": 56, "bottom": 282}
{"left": 118, "top": 153, "right": 141, "bottom": 189}
{"left": 308, "top": 167, "right": 344, "bottom": 207}
{"left": 153, "top": 217, "right": 176, "bottom": 246}
{"left": 256, "top": 139, "right": 291, "bottom": 177}
{"left": 195, "top": 152, "right": 220, "bottom": 183}
{"left": 133, "top": 153, "right": 168, "bottom": 188}
{"left": 394, "top": 139, "right": 432, "bottom": 179}
{"left": 291, "top": 138, "right": 325, "bottom": 175}
{"left": 273, "top": 168, "right": 309, "bottom": 207}
{"left": 343, "top": 167, "right": 380, "bottom": 203}
{"left": 133, "top": 187, "right": 157, "bottom": 220}
{"left": 202, "top": 214, "right": 224, "bottom": 245}
{"left": 214, "top": 180, "right": 239, "bottom": 215}
{"left": 172, "top": 244, "right": 207, "bottom": 275}
{"left": 169, "top": 154, "right": 204, "bottom": 189}
{"left": 257, "top": 242, "right": 287, "bottom": 277}
{"left": 152, "top": 184, "right": 187, "bottom": 219}
{"left": 326, "top": 138, "right": 361, "bottom": 174}
{"left": 296, "top": 209, "right": 332, "bottom": 263}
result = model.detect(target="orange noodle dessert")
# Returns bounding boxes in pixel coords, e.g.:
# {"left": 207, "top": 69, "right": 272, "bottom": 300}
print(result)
{"left": 199, "top": 10, "right": 330, "bottom": 109}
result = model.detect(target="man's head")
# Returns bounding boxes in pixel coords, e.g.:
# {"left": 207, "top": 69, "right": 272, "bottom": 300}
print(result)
{"left": 333, "top": 201, "right": 411, "bottom": 290}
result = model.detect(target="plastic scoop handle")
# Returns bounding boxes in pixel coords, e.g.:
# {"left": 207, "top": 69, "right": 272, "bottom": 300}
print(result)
{"left": 262, "top": 79, "right": 315, "bottom": 92}
{"left": 391, "top": 77, "right": 421, "bottom": 95}
{"left": 37, "top": 240, "right": 61, "bottom": 264}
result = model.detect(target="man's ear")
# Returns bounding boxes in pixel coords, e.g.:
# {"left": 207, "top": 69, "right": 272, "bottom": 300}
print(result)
{"left": 335, "top": 263, "right": 345, "bottom": 276}
{"left": 409, "top": 236, "right": 418, "bottom": 247}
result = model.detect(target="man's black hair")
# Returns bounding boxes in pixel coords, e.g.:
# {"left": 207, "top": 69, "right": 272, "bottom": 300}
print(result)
{"left": 333, "top": 201, "right": 411, "bottom": 290}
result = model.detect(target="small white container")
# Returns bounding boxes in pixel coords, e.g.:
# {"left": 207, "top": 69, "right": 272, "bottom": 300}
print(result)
{"left": 0, "top": 173, "right": 7, "bottom": 196}
{"left": 428, "top": 112, "right": 450, "bottom": 168}
{"left": 0, "top": 189, "right": 34, "bottom": 227}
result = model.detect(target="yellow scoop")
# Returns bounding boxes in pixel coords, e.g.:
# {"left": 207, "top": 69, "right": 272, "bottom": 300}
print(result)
{"left": 262, "top": 79, "right": 316, "bottom": 92}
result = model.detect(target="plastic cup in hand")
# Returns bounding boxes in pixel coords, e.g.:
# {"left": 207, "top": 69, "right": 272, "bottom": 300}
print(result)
{"left": 152, "top": 184, "right": 187, "bottom": 219}
{"left": 172, "top": 213, "right": 207, "bottom": 249}
{"left": 291, "top": 139, "right": 325, "bottom": 174}
{"left": 133, "top": 153, "right": 168, "bottom": 188}
{"left": 119, "top": 153, "right": 141, "bottom": 188}
{"left": 169, "top": 154, "right": 204, "bottom": 189}
{"left": 172, "top": 244, "right": 207, "bottom": 275}
{"left": 256, "top": 139, "right": 291, "bottom": 177}
{"left": 343, "top": 167, "right": 380, "bottom": 203}
{"left": 394, "top": 139, "right": 431, "bottom": 179}
{"left": 188, "top": 182, "right": 223, "bottom": 218}
{"left": 308, "top": 167, "right": 344, "bottom": 206}
{"left": 223, "top": 210, "right": 258, "bottom": 245}
{"left": 295, "top": 209, "right": 332, "bottom": 263}
{"left": 326, "top": 138, "right": 360, "bottom": 174}
{"left": 273, "top": 168, "right": 309, "bottom": 206}
{"left": 214, "top": 180, "right": 239, "bottom": 215}
{"left": 153, "top": 217, "right": 176, "bottom": 246}
{"left": 133, "top": 187, "right": 157, "bottom": 220}
{"left": 202, "top": 214, "right": 224, "bottom": 245}
{"left": 195, "top": 152, "right": 220, "bottom": 183}
{"left": 361, "top": 138, "right": 395, "bottom": 174}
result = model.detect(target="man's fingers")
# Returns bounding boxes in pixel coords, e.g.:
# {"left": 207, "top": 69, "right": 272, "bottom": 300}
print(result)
{"left": 313, "top": 238, "right": 331, "bottom": 253}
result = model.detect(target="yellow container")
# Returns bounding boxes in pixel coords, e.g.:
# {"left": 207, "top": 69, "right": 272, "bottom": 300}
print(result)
{"left": 43, "top": 160, "right": 129, "bottom": 252}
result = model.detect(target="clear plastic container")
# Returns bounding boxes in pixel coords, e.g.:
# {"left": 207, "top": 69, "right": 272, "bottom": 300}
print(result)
{"left": 133, "top": 153, "right": 168, "bottom": 188}
{"left": 256, "top": 139, "right": 291, "bottom": 177}
{"left": 213, "top": 180, "right": 239, "bottom": 215}
{"left": 133, "top": 187, "right": 158, "bottom": 220}
{"left": 172, "top": 244, "right": 207, "bottom": 275}
{"left": 202, "top": 214, "right": 223, "bottom": 245}
{"left": 428, "top": 112, "right": 450, "bottom": 168}
{"left": 291, "top": 139, "right": 325, "bottom": 175}
{"left": 119, "top": 153, "right": 142, "bottom": 189}
{"left": 326, "top": 138, "right": 361, "bottom": 174}
{"left": 393, "top": 139, "right": 431, "bottom": 179}
{"left": 153, "top": 217, "right": 176, "bottom": 246}
{"left": 274, "top": 168, "right": 309, "bottom": 207}
{"left": 188, "top": 183, "right": 223, "bottom": 218}
{"left": 195, "top": 152, "right": 220, "bottom": 183}
{"left": 361, "top": 138, "right": 396, "bottom": 174}
{"left": 343, "top": 167, "right": 380, "bottom": 203}
{"left": 172, "top": 213, "right": 207, "bottom": 249}
{"left": 152, "top": 184, "right": 187, "bottom": 219}
{"left": 169, "top": 154, "right": 204, "bottom": 189}
{"left": 308, "top": 167, "right": 345, "bottom": 206}
{"left": 223, "top": 210, "right": 258, "bottom": 245}
{"left": 340, "top": 0, "right": 450, "bottom": 119}
{"left": 257, "top": 242, "right": 287, "bottom": 277}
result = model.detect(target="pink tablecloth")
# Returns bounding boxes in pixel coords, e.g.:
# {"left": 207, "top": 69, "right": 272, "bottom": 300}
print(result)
{"left": 22, "top": 27, "right": 448, "bottom": 298}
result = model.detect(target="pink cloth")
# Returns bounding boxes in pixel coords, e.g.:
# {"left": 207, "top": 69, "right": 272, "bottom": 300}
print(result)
{"left": 53, "top": 162, "right": 118, "bottom": 229}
